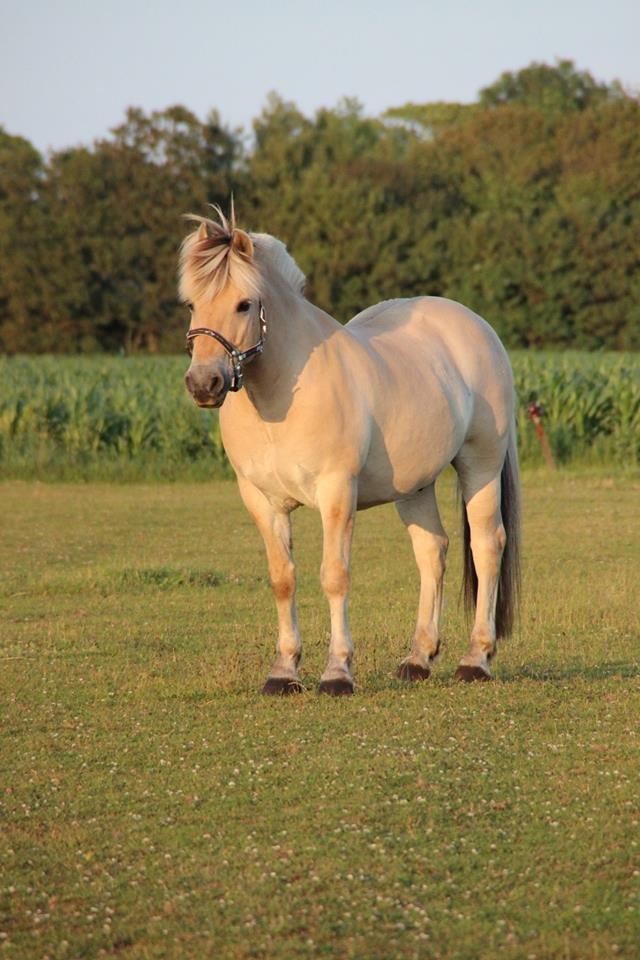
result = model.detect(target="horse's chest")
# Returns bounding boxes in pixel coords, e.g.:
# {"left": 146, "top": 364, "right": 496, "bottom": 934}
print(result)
{"left": 228, "top": 432, "right": 318, "bottom": 509}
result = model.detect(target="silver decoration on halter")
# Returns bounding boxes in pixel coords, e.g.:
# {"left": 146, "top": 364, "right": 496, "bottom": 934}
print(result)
{"left": 186, "top": 300, "right": 267, "bottom": 392}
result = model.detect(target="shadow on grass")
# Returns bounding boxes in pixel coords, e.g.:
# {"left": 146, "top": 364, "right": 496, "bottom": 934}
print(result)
{"left": 154, "top": 662, "right": 640, "bottom": 702}
{"left": 118, "top": 567, "right": 228, "bottom": 589}
{"left": 353, "top": 660, "right": 640, "bottom": 693}
{"left": 116, "top": 567, "right": 266, "bottom": 590}
{"left": 496, "top": 660, "right": 640, "bottom": 682}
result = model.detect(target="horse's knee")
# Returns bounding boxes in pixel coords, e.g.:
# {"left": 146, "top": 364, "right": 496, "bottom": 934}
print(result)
{"left": 270, "top": 560, "right": 295, "bottom": 602}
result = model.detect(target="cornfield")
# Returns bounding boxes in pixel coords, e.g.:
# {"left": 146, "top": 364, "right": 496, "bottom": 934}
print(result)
{"left": 0, "top": 353, "right": 638, "bottom": 480}
{"left": 0, "top": 356, "right": 227, "bottom": 481}
{"left": 512, "top": 351, "right": 640, "bottom": 467}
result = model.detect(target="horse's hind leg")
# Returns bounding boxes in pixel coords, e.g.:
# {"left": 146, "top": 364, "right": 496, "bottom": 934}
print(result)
{"left": 395, "top": 485, "right": 448, "bottom": 681}
{"left": 455, "top": 471, "right": 506, "bottom": 682}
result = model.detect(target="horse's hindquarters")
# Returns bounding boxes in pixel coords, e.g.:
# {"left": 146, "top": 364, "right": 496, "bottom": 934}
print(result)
{"left": 351, "top": 298, "right": 515, "bottom": 507}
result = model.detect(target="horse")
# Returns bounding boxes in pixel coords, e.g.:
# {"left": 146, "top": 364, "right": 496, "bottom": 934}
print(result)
{"left": 180, "top": 207, "right": 520, "bottom": 695}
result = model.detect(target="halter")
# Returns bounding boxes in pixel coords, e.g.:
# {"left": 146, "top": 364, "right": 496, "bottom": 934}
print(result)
{"left": 186, "top": 300, "right": 267, "bottom": 392}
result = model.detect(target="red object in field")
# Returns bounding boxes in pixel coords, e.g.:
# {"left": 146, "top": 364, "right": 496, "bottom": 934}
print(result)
{"left": 527, "top": 401, "right": 556, "bottom": 469}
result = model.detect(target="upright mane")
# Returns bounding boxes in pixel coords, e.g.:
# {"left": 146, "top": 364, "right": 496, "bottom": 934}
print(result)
{"left": 179, "top": 205, "right": 306, "bottom": 303}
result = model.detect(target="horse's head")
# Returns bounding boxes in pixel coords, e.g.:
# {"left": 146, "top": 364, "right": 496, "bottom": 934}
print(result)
{"left": 180, "top": 212, "right": 263, "bottom": 408}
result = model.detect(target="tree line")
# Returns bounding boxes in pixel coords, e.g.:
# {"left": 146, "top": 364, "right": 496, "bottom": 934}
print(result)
{"left": 1, "top": 60, "right": 638, "bottom": 353}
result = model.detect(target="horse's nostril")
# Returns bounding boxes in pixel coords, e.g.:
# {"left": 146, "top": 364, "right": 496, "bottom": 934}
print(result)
{"left": 185, "top": 367, "right": 226, "bottom": 402}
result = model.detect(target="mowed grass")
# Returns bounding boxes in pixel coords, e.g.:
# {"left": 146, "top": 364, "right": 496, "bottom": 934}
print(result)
{"left": 1, "top": 470, "right": 638, "bottom": 959}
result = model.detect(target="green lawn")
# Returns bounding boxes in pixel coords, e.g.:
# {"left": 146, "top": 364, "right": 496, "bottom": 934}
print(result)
{"left": 1, "top": 470, "right": 638, "bottom": 959}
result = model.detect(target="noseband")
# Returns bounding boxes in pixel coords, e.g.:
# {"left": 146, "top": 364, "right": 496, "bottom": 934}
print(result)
{"left": 186, "top": 301, "right": 267, "bottom": 392}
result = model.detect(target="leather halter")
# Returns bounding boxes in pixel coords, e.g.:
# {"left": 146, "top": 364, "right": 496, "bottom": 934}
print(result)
{"left": 186, "top": 300, "right": 267, "bottom": 392}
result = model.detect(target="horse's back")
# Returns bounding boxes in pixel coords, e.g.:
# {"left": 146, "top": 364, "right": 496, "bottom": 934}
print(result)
{"left": 348, "top": 296, "right": 513, "bottom": 412}
{"left": 350, "top": 295, "right": 507, "bottom": 370}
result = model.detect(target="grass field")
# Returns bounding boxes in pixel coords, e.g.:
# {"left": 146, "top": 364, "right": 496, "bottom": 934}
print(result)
{"left": 1, "top": 470, "right": 639, "bottom": 959}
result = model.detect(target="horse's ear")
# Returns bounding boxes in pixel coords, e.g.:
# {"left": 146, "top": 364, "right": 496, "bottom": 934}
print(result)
{"left": 196, "top": 222, "right": 209, "bottom": 241}
{"left": 231, "top": 228, "right": 254, "bottom": 260}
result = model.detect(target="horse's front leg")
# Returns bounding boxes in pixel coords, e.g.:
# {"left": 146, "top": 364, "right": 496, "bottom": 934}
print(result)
{"left": 317, "top": 476, "right": 357, "bottom": 696}
{"left": 237, "top": 478, "right": 302, "bottom": 695}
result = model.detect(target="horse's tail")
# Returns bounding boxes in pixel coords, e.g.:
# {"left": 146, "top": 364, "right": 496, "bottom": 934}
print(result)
{"left": 462, "top": 423, "right": 521, "bottom": 639}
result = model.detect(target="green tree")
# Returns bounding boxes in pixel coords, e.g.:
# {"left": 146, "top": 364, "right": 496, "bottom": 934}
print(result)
{"left": 0, "top": 130, "right": 50, "bottom": 352}
{"left": 44, "top": 106, "right": 241, "bottom": 352}
{"left": 479, "top": 59, "right": 622, "bottom": 113}
{"left": 0, "top": 62, "right": 638, "bottom": 354}
{"left": 383, "top": 101, "right": 478, "bottom": 138}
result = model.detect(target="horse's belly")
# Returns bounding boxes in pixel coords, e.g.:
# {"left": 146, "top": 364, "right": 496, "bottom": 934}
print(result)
{"left": 357, "top": 466, "right": 439, "bottom": 509}
{"left": 357, "top": 426, "right": 460, "bottom": 507}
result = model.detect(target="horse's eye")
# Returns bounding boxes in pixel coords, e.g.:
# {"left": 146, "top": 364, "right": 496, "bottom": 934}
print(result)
{"left": 237, "top": 299, "right": 252, "bottom": 313}
{"left": 185, "top": 301, "right": 193, "bottom": 313}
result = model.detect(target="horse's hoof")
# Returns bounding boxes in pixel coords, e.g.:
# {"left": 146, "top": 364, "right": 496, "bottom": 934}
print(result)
{"left": 396, "top": 662, "right": 431, "bottom": 682}
{"left": 454, "top": 665, "right": 492, "bottom": 683}
{"left": 318, "top": 678, "right": 354, "bottom": 697}
{"left": 261, "top": 677, "right": 304, "bottom": 696}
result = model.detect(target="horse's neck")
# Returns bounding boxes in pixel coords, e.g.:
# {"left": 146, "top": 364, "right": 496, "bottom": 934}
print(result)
{"left": 242, "top": 288, "right": 340, "bottom": 420}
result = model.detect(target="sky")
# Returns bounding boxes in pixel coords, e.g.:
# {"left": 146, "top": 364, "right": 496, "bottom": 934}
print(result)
{"left": 1, "top": 0, "right": 638, "bottom": 153}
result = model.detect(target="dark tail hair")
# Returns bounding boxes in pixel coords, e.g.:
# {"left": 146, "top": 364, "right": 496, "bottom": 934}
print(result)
{"left": 462, "top": 426, "right": 521, "bottom": 639}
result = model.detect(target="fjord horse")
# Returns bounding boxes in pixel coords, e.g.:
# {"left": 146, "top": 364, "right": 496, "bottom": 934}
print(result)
{"left": 181, "top": 209, "right": 520, "bottom": 694}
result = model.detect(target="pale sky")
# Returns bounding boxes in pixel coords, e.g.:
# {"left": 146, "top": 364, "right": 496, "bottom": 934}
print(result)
{"left": 1, "top": 0, "right": 638, "bottom": 154}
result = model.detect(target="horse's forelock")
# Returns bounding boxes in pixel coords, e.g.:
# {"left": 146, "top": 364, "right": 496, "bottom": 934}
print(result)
{"left": 179, "top": 212, "right": 260, "bottom": 302}
{"left": 179, "top": 210, "right": 306, "bottom": 303}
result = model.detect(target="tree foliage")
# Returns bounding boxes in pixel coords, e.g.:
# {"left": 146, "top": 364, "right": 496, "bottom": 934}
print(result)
{"left": 1, "top": 60, "right": 637, "bottom": 353}
{"left": 479, "top": 59, "right": 622, "bottom": 113}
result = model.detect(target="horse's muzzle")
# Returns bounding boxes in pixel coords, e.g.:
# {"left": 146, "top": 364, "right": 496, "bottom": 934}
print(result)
{"left": 184, "top": 367, "right": 229, "bottom": 408}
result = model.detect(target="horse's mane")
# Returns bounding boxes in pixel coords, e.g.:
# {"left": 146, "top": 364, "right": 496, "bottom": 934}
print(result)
{"left": 179, "top": 205, "right": 306, "bottom": 303}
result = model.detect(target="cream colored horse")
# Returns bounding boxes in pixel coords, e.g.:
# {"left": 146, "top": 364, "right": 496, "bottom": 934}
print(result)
{"left": 180, "top": 209, "right": 520, "bottom": 695}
